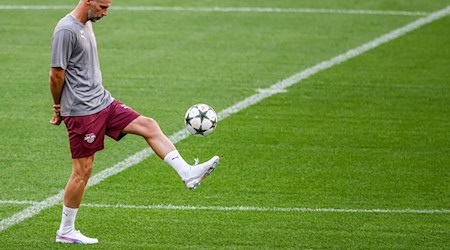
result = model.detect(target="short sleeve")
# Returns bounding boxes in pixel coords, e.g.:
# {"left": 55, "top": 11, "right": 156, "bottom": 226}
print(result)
{"left": 51, "top": 29, "right": 74, "bottom": 69}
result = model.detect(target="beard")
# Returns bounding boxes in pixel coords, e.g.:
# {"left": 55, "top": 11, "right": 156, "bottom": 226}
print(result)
{"left": 87, "top": 8, "right": 103, "bottom": 22}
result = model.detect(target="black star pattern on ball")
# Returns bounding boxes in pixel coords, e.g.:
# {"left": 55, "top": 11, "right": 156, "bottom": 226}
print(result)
{"left": 185, "top": 107, "right": 216, "bottom": 136}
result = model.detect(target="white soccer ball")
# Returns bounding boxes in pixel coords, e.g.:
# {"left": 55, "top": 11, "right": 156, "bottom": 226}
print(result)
{"left": 184, "top": 104, "right": 218, "bottom": 137}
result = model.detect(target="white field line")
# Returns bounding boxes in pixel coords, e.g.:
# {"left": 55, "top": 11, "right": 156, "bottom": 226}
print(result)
{"left": 80, "top": 204, "right": 450, "bottom": 214}
{"left": 0, "top": 200, "right": 38, "bottom": 205}
{"left": 1, "top": 200, "right": 449, "bottom": 214}
{"left": 0, "top": 5, "right": 428, "bottom": 16}
{"left": 1, "top": 5, "right": 449, "bottom": 233}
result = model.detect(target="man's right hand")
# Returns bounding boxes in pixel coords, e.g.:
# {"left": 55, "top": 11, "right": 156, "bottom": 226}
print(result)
{"left": 50, "top": 104, "right": 62, "bottom": 126}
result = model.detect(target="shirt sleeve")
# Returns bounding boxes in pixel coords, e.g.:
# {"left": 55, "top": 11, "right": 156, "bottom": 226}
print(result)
{"left": 51, "top": 29, "right": 74, "bottom": 69}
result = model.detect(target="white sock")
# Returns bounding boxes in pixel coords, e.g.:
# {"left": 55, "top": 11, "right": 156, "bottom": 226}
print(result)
{"left": 164, "top": 150, "right": 190, "bottom": 180}
{"left": 58, "top": 205, "right": 78, "bottom": 234}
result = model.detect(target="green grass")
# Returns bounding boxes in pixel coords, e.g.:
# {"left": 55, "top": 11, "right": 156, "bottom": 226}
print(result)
{"left": 0, "top": 1, "right": 449, "bottom": 249}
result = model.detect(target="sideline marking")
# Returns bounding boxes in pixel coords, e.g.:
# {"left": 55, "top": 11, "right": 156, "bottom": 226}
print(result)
{"left": 0, "top": 5, "right": 428, "bottom": 16}
{"left": 1, "top": 5, "right": 449, "bottom": 233}
{"left": 1, "top": 200, "right": 448, "bottom": 214}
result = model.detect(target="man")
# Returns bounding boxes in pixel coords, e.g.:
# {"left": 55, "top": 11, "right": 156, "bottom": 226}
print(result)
{"left": 49, "top": 0, "right": 219, "bottom": 244}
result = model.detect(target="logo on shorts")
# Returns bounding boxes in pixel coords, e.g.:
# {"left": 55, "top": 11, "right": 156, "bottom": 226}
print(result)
{"left": 84, "top": 133, "right": 96, "bottom": 144}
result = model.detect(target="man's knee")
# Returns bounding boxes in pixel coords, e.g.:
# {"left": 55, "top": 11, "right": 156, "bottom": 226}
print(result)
{"left": 124, "top": 116, "right": 160, "bottom": 135}
{"left": 72, "top": 156, "right": 94, "bottom": 181}
{"left": 132, "top": 116, "right": 162, "bottom": 138}
{"left": 84, "top": 164, "right": 93, "bottom": 179}
{"left": 141, "top": 117, "right": 160, "bottom": 130}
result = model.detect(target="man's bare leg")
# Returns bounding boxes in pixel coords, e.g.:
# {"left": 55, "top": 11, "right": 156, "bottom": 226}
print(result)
{"left": 56, "top": 154, "right": 98, "bottom": 244}
{"left": 123, "top": 116, "right": 219, "bottom": 189}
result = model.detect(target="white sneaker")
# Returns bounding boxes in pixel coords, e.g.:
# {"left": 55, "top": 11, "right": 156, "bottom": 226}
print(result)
{"left": 56, "top": 230, "right": 98, "bottom": 244}
{"left": 183, "top": 156, "right": 220, "bottom": 189}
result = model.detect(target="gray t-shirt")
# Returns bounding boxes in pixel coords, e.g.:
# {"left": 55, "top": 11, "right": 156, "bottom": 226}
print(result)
{"left": 51, "top": 14, "right": 113, "bottom": 116}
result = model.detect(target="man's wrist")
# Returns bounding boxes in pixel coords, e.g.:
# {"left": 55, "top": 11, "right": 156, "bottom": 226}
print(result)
{"left": 53, "top": 104, "right": 61, "bottom": 115}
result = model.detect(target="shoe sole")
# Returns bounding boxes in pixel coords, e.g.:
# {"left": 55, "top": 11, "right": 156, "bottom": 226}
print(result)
{"left": 56, "top": 236, "right": 98, "bottom": 244}
{"left": 56, "top": 236, "right": 84, "bottom": 244}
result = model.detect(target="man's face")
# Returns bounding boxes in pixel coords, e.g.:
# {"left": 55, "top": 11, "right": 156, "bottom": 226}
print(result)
{"left": 87, "top": 0, "right": 112, "bottom": 22}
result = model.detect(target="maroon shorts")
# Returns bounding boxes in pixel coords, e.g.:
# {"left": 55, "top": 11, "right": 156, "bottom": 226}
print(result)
{"left": 62, "top": 100, "right": 140, "bottom": 159}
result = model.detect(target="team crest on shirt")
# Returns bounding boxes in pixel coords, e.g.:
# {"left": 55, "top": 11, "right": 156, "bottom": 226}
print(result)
{"left": 84, "top": 133, "right": 96, "bottom": 144}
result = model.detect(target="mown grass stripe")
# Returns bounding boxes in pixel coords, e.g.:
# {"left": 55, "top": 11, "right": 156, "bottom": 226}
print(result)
{"left": 0, "top": 5, "right": 428, "bottom": 16}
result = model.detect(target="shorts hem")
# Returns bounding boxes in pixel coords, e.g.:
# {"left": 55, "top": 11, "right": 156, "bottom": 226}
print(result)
{"left": 108, "top": 112, "right": 140, "bottom": 141}
{"left": 71, "top": 146, "right": 104, "bottom": 159}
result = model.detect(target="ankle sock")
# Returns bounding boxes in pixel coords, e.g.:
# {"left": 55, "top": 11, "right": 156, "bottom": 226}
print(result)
{"left": 58, "top": 205, "right": 78, "bottom": 234}
{"left": 164, "top": 150, "right": 190, "bottom": 180}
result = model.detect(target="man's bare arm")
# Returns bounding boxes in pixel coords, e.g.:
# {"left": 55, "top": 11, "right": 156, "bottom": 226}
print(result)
{"left": 49, "top": 67, "right": 65, "bottom": 125}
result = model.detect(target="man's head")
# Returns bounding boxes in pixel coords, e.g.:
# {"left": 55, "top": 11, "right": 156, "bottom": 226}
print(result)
{"left": 72, "top": 0, "right": 112, "bottom": 23}
{"left": 86, "top": 0, "right": 112, "bottom": 22}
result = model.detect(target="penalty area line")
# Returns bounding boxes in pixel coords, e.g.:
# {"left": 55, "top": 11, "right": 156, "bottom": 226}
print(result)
{"left": 1, "top": 5, "right": 449, "bottom": 233}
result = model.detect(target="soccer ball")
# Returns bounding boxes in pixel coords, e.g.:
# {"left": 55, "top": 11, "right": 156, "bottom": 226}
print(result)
{"left": 184, "top": 104, "right": 218, "bottom": 137}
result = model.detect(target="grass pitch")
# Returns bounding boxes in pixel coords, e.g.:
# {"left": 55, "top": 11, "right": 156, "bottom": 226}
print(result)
{"left": 0, "top": 0, "right": 449, "bottom": 249}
